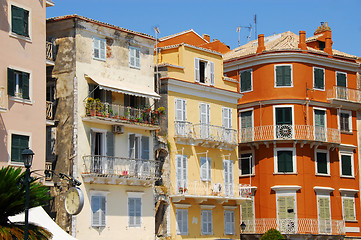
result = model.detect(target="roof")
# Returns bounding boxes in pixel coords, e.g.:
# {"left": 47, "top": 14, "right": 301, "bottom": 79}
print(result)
{"left": 224, "top": 31, "right": 358, "bottom": 61}
{"left": 159, "top": 43, "right": 223, "bottom": 56}
{"left": 47, "top": 14, "right": 155, "bottom": 40}
{"left": 159, "top": 29, "right": 208, "bottom": 43}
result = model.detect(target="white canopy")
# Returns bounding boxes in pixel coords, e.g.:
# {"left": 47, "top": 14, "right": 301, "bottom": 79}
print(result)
{"left": 9, "top": 206, "right": 77, "bottom": 240}
{"left": 85, "top": 74, "right": 160, "bottom": 99}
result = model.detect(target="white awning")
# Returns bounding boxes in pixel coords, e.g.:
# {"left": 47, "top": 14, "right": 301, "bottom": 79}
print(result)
{"left": 9, "top": 206, "right": 77, "bottom": 240}
{"left": 85, "top": 74, "right": 160, "bottom": 99}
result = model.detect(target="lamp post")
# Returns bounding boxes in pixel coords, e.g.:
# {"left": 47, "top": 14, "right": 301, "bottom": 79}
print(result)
{"left": 22, "top": 148, "right": 34, "bottom": 240}
{"left": 240, "top": 221, "right": 246, "bottom": 240}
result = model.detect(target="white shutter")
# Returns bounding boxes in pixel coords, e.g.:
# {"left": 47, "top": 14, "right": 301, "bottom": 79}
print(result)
{"left": 176, "top": 209, "right": 181, "bottom": 234}
{"left": 135, "top": 198, "right": 141, "bottom": 226}
{"left": 207, "top": 104, "right": 210, "bottom": 124}
{"left": 128, "top": 198, "right": 135, "bottom": 226}
{"left": 100, "top": 39, "right": 106, "bottom": 60}
{"left": 200, "top": 157, "right": 207, "bottom": 181}
{"left": 100, "top": 196, "right": 106, "bottom": 226}
{"left": 93, "top": 38, "right": 100, "bottom": 58}
{"left": 176, "top": 155, "right": 182, "bottom": 189}
{"left": 207, "top": 158, "right": 211, "bottom": 181}
{"left": 183, "top": 100, "right": 187, "bottom": 121}
{"left": 91, "top": 196, "right": 100, "bottom": 226}
{"left": 135, "top": 48, "right": 140, "bottom": 68}
{"left": 210, "top": 61, "right": 215, "bottom": 86}
{"left": 184, "top": 210, "right": 188, "bottom": 234}
{"left": 129, "top": 47, "right": 135, "bottom": 66}
{"left": 209, "top": 210, "right": 213, "bottom": 234}
{"left": 222, "top": 108, "right": 232, "bottom": 129}
{"left": 201, "top": 211, "right": 205, "bottom": 234}
{"left": 183, "top": 155, "right": 187, "bottom": 188}
{"left": 195, "top": 58, "right": 200, "bottom": 82}
{"left": 129, "top": 134, "right": 135, "bottom": 158}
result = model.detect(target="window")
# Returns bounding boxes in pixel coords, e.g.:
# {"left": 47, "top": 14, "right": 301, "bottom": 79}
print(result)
{"left": 241, "top": 198, "right": 254, "bottom": 232}
{"left": 11, "top": 5, "right": 29, "bottom": 37}
{"left": 223, "top": 160, "right": 233, "bottom": 196}
{"left": 274, "top": 106, "right": 293, "bottom": 139}
{"left": 339, "top": 110, "right": 352, "bottom": 133}
{"left": 275, "top": 65, "right": 292, "bottom": 87}
{"left": 317, "top": 196, "right": 331, "bottom": 233}
{"left": 274, "top": 148, "right": 296, "bottom": 173}
{"left": 222, "top": 107, "right": 232, "bottom": 129}
{"left": 128, "top": 197, "right": 142, "bottom": 227}
{"left": 315, "top": 150, "right": 329, "bottom": 175}
{"left": 11, "top": 134, "right": 29, "bottom": 163}
{"left": 240, "top": 152, "right": 253, "bottom": 175}
{"left": 239, "top": 109, "right": 253, "bottom": 142}
{"left": 336, "top": 72, "right": 347, "bottom": 99}
{"left": 340, "top": 152, "right": 354, "bottom": 177}
{"left": 176, "top": 209, "right": 188, "bottom": 235}
{"left": 93, "top": 37, "right": 106, "bottom": 61}
{"left": 199, "top": 103, "right": 210, "bottom": 139}
{"left": 176, "top": 155, "right": 187, "bottom": 190}
{"left": 277, "top": 194, "right": 296, "bottom": 233}
{"left": 129, "top": 46, "right": 140, "bottom": 68}
{"left": 7, "top": 68, "right": 30, "bottom": 100}
{"left": 91, "top": 195, "right": 106, "bottom": 227}
{"left": 128, "top": 134, "right": 149, "bottom": 160}
{"left": 195, "top": 58, "right": 215, "bottom": 85}
{"left": 200, "top": 157, "right": 211, "bottom": 181}
{"left": 224, "top": 210, "right": 235, "bottom": 235}
{"left": 175, "top": 98, "right": 186, "bottom": 121}
{"left": 342, "top": 197, "right": 356, "bottom": 221}
{"left": 314, "top": 108, "right": 326, "bottom": 141}
{"left": 313, "top": 67, "right": 325, "bottom": 90}
{"left": 240, "top": 69, "right": 252, "bottom": 92}
{"left": 201, "top": 210, "right": 213, "bottom": 235}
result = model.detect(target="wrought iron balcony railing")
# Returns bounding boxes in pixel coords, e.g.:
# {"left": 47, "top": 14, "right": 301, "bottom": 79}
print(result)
{"left": 242, "top": 218, "right": 345, "bottom": 235}
{"left": 239, "top": 125, "right": 340, "bottom": 144}
{"left": 327, "top": 86, "right": 361, "bottom": 103}
{"left": 174, "top": 121, "right": 237, "bottom": 145}
{"left": 82, "top": 155, "right": 157, "bottom": 180}
{"left": 46, "top": 101, "right": 54, "bottom": 120}
{"left": 46, "top": 41, "right": 54, "bottom": 62}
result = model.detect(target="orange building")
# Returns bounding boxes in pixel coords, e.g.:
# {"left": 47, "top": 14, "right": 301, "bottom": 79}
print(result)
{"left": 224, "top": 23, "right": 361, "bottom": 239}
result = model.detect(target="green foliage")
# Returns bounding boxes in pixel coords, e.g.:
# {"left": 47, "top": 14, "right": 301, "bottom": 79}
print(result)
{"left": 261, "top": 228, "right": 285, "bottom": 240}
{"left": 0, "top": 166, "right": 52, "bottom": 239}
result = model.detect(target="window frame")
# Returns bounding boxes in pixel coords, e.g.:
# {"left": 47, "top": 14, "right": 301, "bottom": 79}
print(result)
{"left": 240, "top": 196, "right": 255, "bottom": 233}
{"left": 316, "top": 194, "right": 332, "bottom": 233}
{"left": 201, "top": 209, "right": 213, "bottom": 235}
{"left": 313, "top": 107, "right": 327, "bottom": 141}
{"left": 129, "top": 46, "right": 141, "bottom": 69}
{"left": 9, "top": 3, "right": 31, "bottom": 42}
{"left": 339, "top": 151, "right": 354, "bottom": 178}
{"left": 7, "top": 66, "right": 32, "bottom": 103}
{"left": 313, "top": 67, "right": 325, "bottom": 91}
{"left": 274, "top": 64, "right": 293, "bottom": 88}
{"left": 239, "top": 150, "right": 255, "bottom": 177}
{"left": 273, "top": 105, "right": 294, "bottom": 139}
{"left": 338, "top": 109, "right": 352, "bottom": 133}
{"left": 275, "top": 191, "right": 298, "bottom": 223}
{"left": 336, "top": 71, "right": 347, "bottom": 87}
{"left": 90, "top": 191, "right": 108, "bottom": 228}
{"left": 127, "top": 192, "right": 143, "bottom": 227}
{"left": 342, "top": 196, "right": 356, "bottom": 222}
{"left": 175, "top": 98, "right": 187, "bottom": 122}
{"left": 315, "top": 149, "right": 330, "bottom": 176}
{"left": 9, "top": 130, "right": 31, "bottom": 166}
{"left": 176, "top": 209, "right": 188, "bottom": 235}
{"left": 194, "top": 57, "right": 215, "bottom": 86}
{"left": 200, "top": 157, "right": 211, "bottom": 182}
{"left": 224, "top": 210, "right": 235, "bottom": 235}
{"left": 92, "top": 37, "right": 106, "bottom": 61}
{"left": 274, "top": 147, "right": 297, "bottom": 174}
{"left": 239, "top": 69, "right": 253, "bottom": 93}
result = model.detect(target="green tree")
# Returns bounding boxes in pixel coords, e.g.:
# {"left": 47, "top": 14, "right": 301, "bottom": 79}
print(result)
{"left": 0, "top": 166, "right": 52, "bottom": 239}
{"left": 261, "top": 228, "right": 285, "bottom": 240}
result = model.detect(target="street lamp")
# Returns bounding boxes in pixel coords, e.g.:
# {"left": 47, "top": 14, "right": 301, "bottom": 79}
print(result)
{"left": 22, "top": 148, "right": 34, "bottom": 240}
{"left": 240, "top": 221, "right": 246, "bottom": 240}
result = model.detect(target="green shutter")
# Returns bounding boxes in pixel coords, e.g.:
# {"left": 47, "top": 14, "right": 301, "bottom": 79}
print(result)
{"left": 106, "top": 132, "right": 114, "bottom": 157}
{"left": 11, "top": 5, "right": 24, "bottom": 36}
{"left": 241, "top": 111, "right": 252, "bottom": 129}
{"left": 276, "top": 66, "right": 291, "bottom": 86}
{"left": 22, "top": 72, "right": 29, "bottom": 100}
{"left": 241, "top": 153, "right": 251, "bottom": 175}
{"left": 278, "top": 151, "right": 293, "bottom": 172}
{"left": 314, "top": 68, "right": 324, "bottom": 89}
{"left": 341, "top": 155, "right": 352, "bottom": 176}
{"left": 7, "top": 68, "right": 15, "bottom": 96}
{"left": 337, "top": 73, "right": 347, "bottom": 87}
{"left": 11, "top": 134, "right": 29, "bottom": 163}
{"left": 23, "top": 9, "right": 29, "bottom": 37}
{"left": 276, "top": 108, "right": 292, "bottom": 125}
{"left": 241, "top": 70, "right": 251, "bottom": 92}
{"left": 317, "top": 152, "right": 328, "bottom": 174}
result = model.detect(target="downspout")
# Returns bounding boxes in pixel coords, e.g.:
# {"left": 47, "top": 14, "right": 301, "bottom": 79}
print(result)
{"left": 71, "top": 75, "right": 78, "bottom": 238}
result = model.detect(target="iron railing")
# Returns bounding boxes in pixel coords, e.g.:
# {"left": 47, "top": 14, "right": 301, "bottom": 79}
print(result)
{"left": 327, "top": 86, "right": 361, "bottom": 103}
{"left": 46, "top": 41, "right": 53, "bottom": 61}
{"left": 241, "top": 218, "right": 345, "bottom": 235}
{"left": 46, "top": 101, "right": 53, "bottom": 120}
{"left": 82, "top": 155, "right": 157, "bottom": 179}
{"left": 239, "top": 125, "right": 340, "bottom": 144}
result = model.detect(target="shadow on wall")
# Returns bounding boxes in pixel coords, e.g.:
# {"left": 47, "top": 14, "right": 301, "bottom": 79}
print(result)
{"left": 0, "top": 0, "right": 9, "bottom": 33}
{"left": 0, "top": 115, "right": 8, "bottom": 164}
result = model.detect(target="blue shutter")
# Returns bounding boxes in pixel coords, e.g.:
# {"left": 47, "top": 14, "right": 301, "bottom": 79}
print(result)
{"left": 106, "top": 132, "right": 114, "bottom": 156}
{"left": 141, "top": 136, "right": 149, "bottom": 160}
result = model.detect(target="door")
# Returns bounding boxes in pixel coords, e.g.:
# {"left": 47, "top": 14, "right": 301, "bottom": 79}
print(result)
{"left": 240, "top": 110, "right": 253, "bottom": 142}
{"left": 336, "top": 72, "right": 347, "bottom": 99}
{"left": 199, "top": 103, "right": 210, "bottom": 139}
{"left": 222, "top": 107, "right": 232, "bottom": 143}
{"left": 277, "top": 195, "right": 296, "bottom": 233}
{"left": 91, "top": 131, "right": 105, "bottom": 173}
{"left": 314, "top": 109, "right": 326, "bottom": 141}
{"left": 275, "top": 107, "right": 292, "bottom": 139}
{"left": 318, "top": 197, "right": 331, "bottom": 233}
{"left": 223, "top": 160, "right": 233, "bottom": 196}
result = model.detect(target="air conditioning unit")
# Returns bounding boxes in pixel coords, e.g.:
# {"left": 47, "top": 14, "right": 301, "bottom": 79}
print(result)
{"left": 112, "top": 125, "right": 124, "bottom": 134}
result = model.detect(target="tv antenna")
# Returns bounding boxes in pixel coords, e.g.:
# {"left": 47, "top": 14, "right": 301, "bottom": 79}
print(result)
{"left": 236, "top": 14, "right": 257, "bottom": 46}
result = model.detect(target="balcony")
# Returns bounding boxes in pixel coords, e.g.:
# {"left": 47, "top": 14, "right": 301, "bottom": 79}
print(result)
{"left": 242, "top": 218, "right": 345, "bottom": 236}
{"left": 82, "top": 98, "right": 163, "bottom": 130}
{"left": 0, "top": 87, "right": 7, "bottom": 112}
{"left": 46, "top": 101, "right": 55, "bottom": 125}
{"left": 174, "top": 121, "right": 237, "bottom": 149}
{"left": 170, "top": 181, "right": 248, "bottom": 204}
{"left": 82, "top": 155, "right": 158, "bottom": 186}
{"left": 327, "top": 86, "right": 361, "bottom": 109}
{"left": 239, "top": 125, "right": 340, "bottom": 146}
{"left": 46, "top": 41, "right": 54, "bottom": 66}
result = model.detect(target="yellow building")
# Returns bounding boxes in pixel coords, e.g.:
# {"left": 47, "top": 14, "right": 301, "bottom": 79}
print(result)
{"left": 156, "top": 30, "right": 245, "bottom": 239}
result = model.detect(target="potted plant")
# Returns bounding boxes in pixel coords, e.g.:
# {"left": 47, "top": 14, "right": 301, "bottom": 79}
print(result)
{"left": 94, "top": 98, "right": 104, "bottom": 116}
{"left": 86, "top": 97, "right": 95, "bottom": 116}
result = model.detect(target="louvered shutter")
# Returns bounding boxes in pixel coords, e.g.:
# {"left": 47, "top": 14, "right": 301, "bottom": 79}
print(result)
{"left": 201, "top": 211, "right": 206, "bottom": 234}
{"left": 176, "top": 155, "right": 183, "bottom": 189}
{"left": 337, "top": 73, "right": 347, "bottom": 87}
{"left": 176, "top": 209, "right": 181, "bottom": 234}
{"left": 23, "top": 9, "right": 29, "bottom": 37}
{"left": 129, "top": 134, "right": 135, "bottom": 158}
{"left": 7, "top": 68, "right": 15, "bottom": 96}
{"left": 314, "top": 68, "right": 324, "bottom": 89}
{"left": 93, "top": 38, "right": 100, "bottom": 59}
{"left": 129, "top": 48, "right": 135, "bottom": 66}
{"left": 283, "top": 66, "right": 291, "bottom": 86}
{"left": 286, "top": 196, "right": 296, "bottom": 219}
{"left": 200, "top": 157, "right": 207, "bottom": 181}
{"left": 135, "top": 48, "right": 140, "bottom": 68}
{"left": 241, "top": 111, "right": 252, "bottom": 129}
{"left": 175, "top": 99, "right": 185, "bottom": 121}
{"left": 106, "top": 132, "right": 114, "bottom": 157}
{"left": 129, "top": 198, "right": 135, "bottom": 226}
{"left": 100, "top": 196, "right": 106, "bottom": 226}
{"left": 210, "top": 62, "right": 215, "bottom": 86}
{"left": 319, "top": 197, "right": 330, "bottom": 220}
{"left": 11, "top": 6, "right": 25, "bottom": 36}
{"left": 241, "top": 70, "right": 252, "bottom": 92}
{"left": 90, "top": 129, "right": 94, "bottom": 155}
{"left": 341, "top": 155, "right": 352, "bottom": 176}
{"left": 278, "top": 196, "right": 287, "bottom": 219}
{"left": 317, "top": 152, "right": 327, "bottom": 174}
{"left": 141, "top": 136, "right": 149, "bottom": 160}
{"left": 200, "top": 103, "right": 206, "bottom": 124}
{"left": 242, "top": 198, "right": 254, "bottom": 221}
{"left": 208, "top": 211, "right": 213, "bottom": 234}
{"left": 207, "top": 158, "right": 211, "bottom": 181}
{"left": 229, "top": 160, "right": 233, "bottom": 195}
{"left": 100, "top": 39, "right": 106, "bottom": 60}
{"left": 135, "top": 198, "right": 141, "bottom": 225}
{"left": 91, "top": 196, "right": 100, "bottom": 226}
{"left": 195, "top": 58, "right": 200, "bottom": 82}
{"left": 183, "top": 156, "right": 187, "bottom": 188}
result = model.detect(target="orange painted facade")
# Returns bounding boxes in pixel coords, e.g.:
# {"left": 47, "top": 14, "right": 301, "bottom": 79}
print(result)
{"left": 224, "top": 24, "right": 361, "bottom": 239}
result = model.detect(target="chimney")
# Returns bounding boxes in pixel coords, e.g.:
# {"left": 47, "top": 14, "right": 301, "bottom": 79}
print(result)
{"left": 298, "top": 31, "right": 307, "bottom": 50}
{"left": 202, "top": 34, "right": 210, "bottom": 42}
{"left": 256, "top": 34, "right": 266, "bottom": 53}
{"left": 324, "top": 36, "right": 332, "bottom": 55}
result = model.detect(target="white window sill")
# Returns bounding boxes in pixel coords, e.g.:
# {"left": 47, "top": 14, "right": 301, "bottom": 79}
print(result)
{"left": 240, "top": 89, "right": 253, "bottom": 93}
{"left": 9, "top": 162, "right": 25, "bottom": 167}
{"left": 240, "top": 174, "right": 255, "bottom": 178}
{"left": 9, "top": 32, "right": 32, "bottom": 43}
{"left": 128, "top": 225, "right": 142, "bottom": 228}
{"left": 275, "top": 85, "right": 293, "bottom": 88}
{"left": 9, "top": 97, "right": 32, "bottom": 105}
{"left": 315, "top": 173, "right": 330, "bottom": 177}
{"left": 129, "top": 65, "right": 141, "bottom": 70}
{"left": 340, "top": 130, "right": 353, "bottom": 135}
{"left": 273, "top": 172, "right": 297, "bottom": 175}
{"left": 93, "top": 57, "right": 106, "bottom": 62}
{"left": 340, "top": 175, "right": 355, "bottom": 179}
{"left": 313, "top": 88, "right": 325, "bottom": 91}
{"left": 201, "top": 179, "right": 211, "bottom": 182}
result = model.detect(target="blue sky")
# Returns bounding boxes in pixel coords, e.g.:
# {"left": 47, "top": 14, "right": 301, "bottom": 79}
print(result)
{"left": 47, "top": 0, "right": 361, "bottom": 57}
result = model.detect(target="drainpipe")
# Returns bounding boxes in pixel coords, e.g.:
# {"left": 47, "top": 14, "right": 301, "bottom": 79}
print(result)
{"left": 71, "top": 75, "right": 78, "bottom": 237}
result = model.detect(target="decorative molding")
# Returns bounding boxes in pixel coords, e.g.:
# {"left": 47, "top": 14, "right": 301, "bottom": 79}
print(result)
{"left": 271, "top": 185, "right": 302, "bottom": 191}
{"left": 313, "top": 186, "right": 335, "bottom": 193}
{"left": 174, "top": 203, "right": 191, "bottom": 209}
{"left": 200, "top": 204, "right": 216, "bottom": 209}
{"left": 339, "top": 188, "right": 359, "bottom": 195}
{"left": 223, "top": 205, "right": 238, "bottom": 210}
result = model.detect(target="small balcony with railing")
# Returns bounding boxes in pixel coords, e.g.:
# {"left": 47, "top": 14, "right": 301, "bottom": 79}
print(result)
{"left": 0, "top": 87, "right": 7, "bottom": 112}
{"left": 82, "top": 155, "right": 158, "bottom": 186}
{"left": 46, "top": 101, "right": 55, "bottom": 125}
{"left": 174, "top": 121, "right": 238, "bottom": 149}
{"left": 327, "top": 86, "right": 361, "bottom": 109}
{"left": 241, "top": 218, "right": 345, "bottom": 237}
{"left": 83, "top": 98, "right": 164, "bottom": 130}
{"left": 170, "top": 180, "right": 249, "bottom": 204}
{"left": 46, "top": 41, "right": 55, "bottom": 66}
{"left": 239, "top": 125, "right": 340, "bottom": 147}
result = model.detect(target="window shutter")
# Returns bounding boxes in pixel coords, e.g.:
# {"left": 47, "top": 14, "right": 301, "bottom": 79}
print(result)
{"left": 284, "top": 66, "right": 291, "bottom": 86}
{"left": 176, "top": 209, "right": 181, "bottom": 234}
{"left": 100, "top": 39, "right": 106, "bottom": 60}
{"left": 175, "top": 99, "right": 182, "bottom": 121}
{"left": 286, "top": 196, "right": 296, "bottom": 219}
{"left": 129, "top": 198, "right": 135, "bottom": 226}
{"left": 11, "top": 6, "right": 24, "bottom": 36}
{"left": 176, "top": 155, "right": 182, "bottom": 189}
{"left": 278, "top": 196, "right": 287, "bottom": 219}
{"left": 241, "top": 111, "right": 252, "bottom": 129}
{"left": 135, "top": 198, "right": 141, "bottom": 225}
{"left": 209, "top": 211, "right": 213, "bottom": 234}
{"left": 200, "top": 103, "right": 206, "bottom": 124}
{"left": 184, "top": 210, "right": 188, "bottom": 234}
{"left": 317, "top": 152, "right": 327, "bottom": 174}
{"left": 210, "top": 62, "right": 215, "bottom": 86}
{"left": 91, "top": 196, "right": 100, "bottom": 226}
{"left": 7, "top": 68, "right": 15, "bottom": 96}
{"left": 183, "top": 156, "right": 187, "bottom": 188}
{"left": 200, "top": 157, "right": 207, "bottom": 180}
{"left": 183, "top": 100, "right": 187, "bottom": 121}
{"left": 105, "top": 90, "right": 112, "bottom": 104}
{"left": 207, "top": 158, "right": 211, "bottom": 181}
{"left": 93, "top": 38, "right": 100, "bottom": 59}
{"left": 141, "top": 136, "right": 149, "bottom": 160}
{"left": 22, "top": 72, "right": 29, "bottom": 99}
{"left": 337, "top": 73, "right": 347, "bottom": 87}
{"left": 314, "top": 68, "right": 324, "bottom": 89}
{"left": 129, "top": 48, "right": 135, "bottom": 66}
{"left": 128, "top": 134, "right": 135, "bottom": 158}
{"left": 101, "top": 196, "right": 106, "bottom": 226}
{"left": 195, "top": 58, "right": 200, "bottom": 82}
{"left": 277, "top": 150, "right": 293, "bottom": 172}
{"left": 23, "top": 9, "right": 29, "bottom": 37}
{"left": 276, "top": 66, "right": 283, "bottom": 86}
{"left": 241, "top": 70, "right": 252, "bottom": 92}
{"left": 106, "top": 132, "right": 114, "bottom": 157}
{"left": 135, "top": 48, "right": 140, "bottom": 68}
{"left": 341, "top": 155, "right": 352, "bottom": 176}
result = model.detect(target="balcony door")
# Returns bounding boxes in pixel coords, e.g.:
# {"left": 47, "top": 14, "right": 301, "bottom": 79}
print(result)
{"left": 199, "top": 103, "right": 210, "bottom": 139}
{"left": 90, "top": 129, "right": 113, "bottom": 174}
{"left": 176, "top": 155, "right": 187, "bottom": 191}
{"left": 275, "top": 107, "right": 293, "bottom": 139}
{"left": 129, "top": 134, "right": 150, "bottom": 177}
{"left": 223, "top": 160, "right": 233, "bottom": 196}
{"left": 314, "top": 109, "right": 326, "bottom": 142}
{"left": 277, "top": 195, "right": 296, "bottom": 233}
{"left": 336, "top": 72, "right": 347, "bottom": 100}
{"left": 240, "top": 110, "right": 253, "bottom": 142}
{"left": 318, "top": 196, "right": 331, "bottom": 234}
